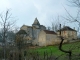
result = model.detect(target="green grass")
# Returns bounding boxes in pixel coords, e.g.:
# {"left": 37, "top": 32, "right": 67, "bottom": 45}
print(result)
{"left": 28, "top": 41, "right": 80, "bottom": 57}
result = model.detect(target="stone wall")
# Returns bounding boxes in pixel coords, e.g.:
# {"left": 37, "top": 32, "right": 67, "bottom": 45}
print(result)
{"left": 32, "top": 28, "right": 41, "bottom": 45}
{"left": 46, "top": 34, "right": 61, "bottom": 45}
{"left": 38, "top": 31, "right": 46, "bottom": 46}
{"left": 57, "top": 30, "right": 77, "bottom": 40}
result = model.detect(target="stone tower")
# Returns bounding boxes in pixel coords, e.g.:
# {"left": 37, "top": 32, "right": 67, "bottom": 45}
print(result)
{"left": 32, "top": 18, "right": 41, "bottom": 45}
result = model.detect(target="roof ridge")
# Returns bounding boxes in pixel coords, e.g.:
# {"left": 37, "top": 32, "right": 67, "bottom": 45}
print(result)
{"left": 43, "top": 30, "right": 57, "bottom": 34}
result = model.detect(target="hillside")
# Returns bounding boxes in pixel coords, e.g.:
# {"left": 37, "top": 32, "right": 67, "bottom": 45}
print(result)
{"left": 27, "top": 41, "right": 80, "bottom": 60}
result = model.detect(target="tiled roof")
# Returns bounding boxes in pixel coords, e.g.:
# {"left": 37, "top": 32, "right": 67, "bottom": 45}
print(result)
{"left": 43, "top": 30, "right": 57, "bottom": 34}
{"left": 57, "top": 26, "right": 76, "bottom": 31}
{"left": 16, "top": 30, "right": 27, "bottom": 34}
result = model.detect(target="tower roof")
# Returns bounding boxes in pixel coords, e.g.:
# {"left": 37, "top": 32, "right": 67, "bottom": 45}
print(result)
{"left": 33, "top": 18, "right": 40, "bottom": 25}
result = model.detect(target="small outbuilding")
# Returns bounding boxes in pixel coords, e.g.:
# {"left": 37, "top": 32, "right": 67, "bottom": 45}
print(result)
{"left": 57, "top": 26, "right": 77, "bottom": 41}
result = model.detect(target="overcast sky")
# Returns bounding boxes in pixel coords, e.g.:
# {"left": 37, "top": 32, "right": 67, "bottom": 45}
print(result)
{"left": 0, "top": 0, "right": 79, "bottom": 30}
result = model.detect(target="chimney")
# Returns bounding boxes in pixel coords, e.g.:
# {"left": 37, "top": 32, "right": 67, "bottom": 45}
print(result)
{"left": 60, "top": 24, "right": 61, "bottom": 36}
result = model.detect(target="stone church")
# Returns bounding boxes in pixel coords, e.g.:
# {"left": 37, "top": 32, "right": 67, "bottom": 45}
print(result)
{"left": 17, "top": 18, "right": 77, "bottom": 46}
{"left": 20, "top": 18, "right": 47, "bottom": 46}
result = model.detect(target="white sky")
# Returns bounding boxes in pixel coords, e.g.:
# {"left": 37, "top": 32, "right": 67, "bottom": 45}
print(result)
{"left": 0, "top": 0, "right": 79, "bottom": 30}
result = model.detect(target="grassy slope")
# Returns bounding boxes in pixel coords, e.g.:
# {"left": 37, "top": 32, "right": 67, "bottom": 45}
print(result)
{"left": 29, "top": 41, "right": 80, "bottom": 57}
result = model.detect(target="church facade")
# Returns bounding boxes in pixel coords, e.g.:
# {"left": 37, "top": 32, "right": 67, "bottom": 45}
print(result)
{"left": 20, "top": 18, "right": 47, "bottom": 46}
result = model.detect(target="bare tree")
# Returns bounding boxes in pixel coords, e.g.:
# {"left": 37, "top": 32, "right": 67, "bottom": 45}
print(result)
{"left": 59, "top": 24, "right": 72, "bottom": 60}
{"left": 61, "top": 0, "right": 80, "bottom": 38}
{"left": 51, "top": 16, "right": 60, "bottom": 32}
{"left": 52, "top": 23, "right": 60, "bottom": 32}
{"left": 68, "top": 0, "right": 80, "bottom": 8}
{"left": 0, "top": 9, "right": 16, "bottom": 60}
{"left": 58, "top": 1, "right": 80, "bottom": 59}
{"left": 15, "top": 30, "right": 29, "bottom": 60}
{"left": 47, "top": 26, "right": 51, "bottom": 31}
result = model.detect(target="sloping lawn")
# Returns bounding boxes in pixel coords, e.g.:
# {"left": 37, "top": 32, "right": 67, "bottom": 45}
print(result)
{"left": 28, "top": 41, "right": 80, "bottom": 57}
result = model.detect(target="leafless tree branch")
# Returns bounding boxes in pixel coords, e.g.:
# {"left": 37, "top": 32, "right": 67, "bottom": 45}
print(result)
{"left": 0, "top": 9, "right": 16, "bottom": 60}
